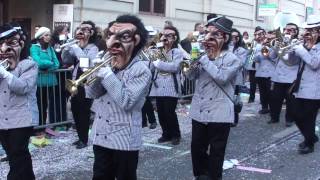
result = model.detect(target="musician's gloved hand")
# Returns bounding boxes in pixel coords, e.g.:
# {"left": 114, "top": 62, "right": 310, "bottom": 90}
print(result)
{"left": 293, "top": 44, "right": 308, "bottom": 57}
{"left": 152, "top": 59, "right": 161, "bottom": 68}
{"left": 0, "top": 65, "right": 13, "bottom": 83}
{"left": 92, "top": 57, "right": 104, "bottom": 65}
{"left": 198, "top": 55, "right": 209, "bottom": 65}
{"left": 96, "top": 66, "right": 113, "bottom": 79}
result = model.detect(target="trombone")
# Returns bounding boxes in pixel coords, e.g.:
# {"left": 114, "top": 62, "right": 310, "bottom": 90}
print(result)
{"left": 65, "top": 52, "right": 114, "bottom": 96}
{"left": 0, "top": 59, "right": 10, "bottom": 70}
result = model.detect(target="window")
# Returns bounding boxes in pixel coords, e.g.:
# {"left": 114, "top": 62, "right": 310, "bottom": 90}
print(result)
{"left": 139, "top": 0, "right": 165, "bottom": 16}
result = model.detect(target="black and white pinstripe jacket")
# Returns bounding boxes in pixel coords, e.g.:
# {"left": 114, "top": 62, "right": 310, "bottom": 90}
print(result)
{"left": 86, "top": 56, "right": 152, "bottom": 151}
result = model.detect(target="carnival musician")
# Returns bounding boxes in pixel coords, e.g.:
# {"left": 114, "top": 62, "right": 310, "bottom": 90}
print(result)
{"left": 187, "top": 17, "right": 241, "bottom": 180}
{"left": 269, "top": 23, "right": 300, "bottom": 126}
{"left": 229, "top": 28, "right": 247, "bottom": 126}
{"left": 289, "top": 15, "right": 320, "bottom": 154}
{"left": 253, "top": 27, "right": 277, "bottom": 114}
{"left": 85, "top": 15, "right": 151, "bottom": 179}
{"left": 141, "top": 26, "right": 157, "bottom": 129}
{"left": 62, "top": 21, "right": 99, "bottom": 149}
{"left": 0, "top": 24, "right": 38, "bottom": 180}
{"left": 149, "top": 25, "right": 183, "bottom": 145}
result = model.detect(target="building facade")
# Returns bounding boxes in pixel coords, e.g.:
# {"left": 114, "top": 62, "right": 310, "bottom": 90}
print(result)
{"left": 1, "top": 0, "right": 319, "bottom": 39}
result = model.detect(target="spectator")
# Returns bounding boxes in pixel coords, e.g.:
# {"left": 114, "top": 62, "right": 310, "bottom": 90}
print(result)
{"left": 30, "top": 27, "right": 60, "bottom": 129}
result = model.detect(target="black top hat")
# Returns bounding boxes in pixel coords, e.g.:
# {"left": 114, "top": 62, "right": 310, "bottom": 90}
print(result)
{"left": 254, "top": 26, "right": 265, "bottom": 33}
{"left": 0, "top": 24, "right": 17, "bottom": 41}
{"left": 212, "top": 17, "right": 233, "bottom": 34}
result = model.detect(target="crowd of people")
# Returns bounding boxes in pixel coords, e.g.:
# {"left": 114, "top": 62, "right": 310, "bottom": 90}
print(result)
{"left": 0, "top": 12, "right": 320, "bottom": 180}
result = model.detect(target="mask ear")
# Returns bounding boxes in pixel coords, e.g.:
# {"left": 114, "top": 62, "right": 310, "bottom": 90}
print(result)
{"left": 134, "top": 34, "right": 141, "bottom": 46}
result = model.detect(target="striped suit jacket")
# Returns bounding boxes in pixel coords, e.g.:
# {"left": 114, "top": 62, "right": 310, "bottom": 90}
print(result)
{"left": 186, "top": 51, "right": 241, "bottom": 123}
{"left": 86, "top": 57, "right": 152, "bottom": 151}
{"left": 149, "top": 48, "right": 183, "bottom": 98}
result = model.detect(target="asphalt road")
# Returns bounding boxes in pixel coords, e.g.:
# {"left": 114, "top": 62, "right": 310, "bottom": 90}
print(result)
{"left": 1, "top": 96, "right": 320, "bottom": 180}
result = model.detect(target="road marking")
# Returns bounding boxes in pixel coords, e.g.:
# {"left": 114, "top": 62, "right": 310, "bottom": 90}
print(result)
{"left": 143, "top": 142, "right": 172, "bottom": 150}
{"left": 272, "top": 126, "right": 298, "bottom": 139}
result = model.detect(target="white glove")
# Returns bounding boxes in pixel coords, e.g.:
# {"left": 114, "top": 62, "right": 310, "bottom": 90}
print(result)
{"left": 96, "top": 66, "right": 113, "bottom": 79}
{"left": 293, "top": 44, "right": 307, "bottom": 57}
{"left": 92, "top": 57, "right": 104, "bottom": 65}
{"left": 198, "top": 55, "right": 209, "bottom": 65}
{"left": 0, "top": 65, "right": 13, "bottom": 83}
{"left": 152, "top": 59, "right": 161, "bottom": 68}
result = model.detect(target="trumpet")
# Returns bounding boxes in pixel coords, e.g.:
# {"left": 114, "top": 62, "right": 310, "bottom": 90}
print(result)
{"left": 55, "top": 39, "right": 80, "bottom": 52}
{"left": 180, "top": 52, "right": 206, "bottom": 75}
{"left": 277, "top": 39, "right": 304, "bottom": 65}
{"left": 0, "top": 59, "right": 10, "bottom": 70}
{"left": 65, "top": 52, "right": 114, "bottom": 96}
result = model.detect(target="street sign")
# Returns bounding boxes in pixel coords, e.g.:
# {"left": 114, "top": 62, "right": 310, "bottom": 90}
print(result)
{"left": 258, "top": 4, "right": 278, "bottom": 16}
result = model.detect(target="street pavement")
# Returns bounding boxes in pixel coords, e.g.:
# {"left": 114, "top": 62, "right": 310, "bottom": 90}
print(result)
{"left": 1, "top": 94, "right": 320, "bottom": 180}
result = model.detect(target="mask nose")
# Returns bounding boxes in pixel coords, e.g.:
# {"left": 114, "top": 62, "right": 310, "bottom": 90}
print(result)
{"left": 0, "top": 43, "right": 10, "bottom": 53}
{"left": 107, "top": 35, "right": 121, "bottom": 49}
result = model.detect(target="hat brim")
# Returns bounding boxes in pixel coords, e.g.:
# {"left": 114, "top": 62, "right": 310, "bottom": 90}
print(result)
{"left": 205, "top": 17, "right": 220, "bottom": 27}
{"left": 302, "top": 22, "right": 320, "bottom": 29}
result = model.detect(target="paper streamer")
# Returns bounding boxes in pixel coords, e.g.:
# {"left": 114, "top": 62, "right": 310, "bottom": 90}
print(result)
{"left": 236, "top": 165, "right": 272, "bottom": 174}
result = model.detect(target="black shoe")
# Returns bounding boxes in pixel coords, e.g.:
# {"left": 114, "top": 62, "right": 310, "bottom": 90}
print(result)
{"left": 76, "top": 141, "right": 88, "bottom": 149}
{"left": 0, "top": 156, "right": 8, "bottom": 162}
{"left": 298, "top": 145, "right": 314, "bottom": 154}
{"left": 259, "top": 109, "right": 270, "bottom": 114}
{"left": 194, "top": 175, "right": 210, "bottom": 180}
{"left": 171, "top": 137, "right": 181, "bottom": 145}
{"left": 72, "top": 140, "right": 80, "bottom": 146}
{"left": 267, "top": 119, "right": 279, "bottom": 124}
{"left": 157, "top": 136, "right": 171, "bottom": 143}
{"left": 149, "top": 123, "right": 157, "bottom": 129}
{"left": 248, "top": 99, "right": 254, "bottom": 103}
{"left": 298, "top": 141, "right": 306, "bottom": 149}
{"left": 285, "top": 121, "right": 293, "bottom": 127}
{"left": 142, "top": 123, "right": 148, "bottom": 128}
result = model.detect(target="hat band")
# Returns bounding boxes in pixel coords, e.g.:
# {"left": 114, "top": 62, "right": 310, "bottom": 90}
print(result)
{"left": 215, "top": 22, "right": 230, "bottom": 33}
{"left": 0, "top": 29, "right": 17, "bottom": 39}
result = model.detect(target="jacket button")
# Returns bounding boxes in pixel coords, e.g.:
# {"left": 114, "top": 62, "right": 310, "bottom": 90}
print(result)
{"left": 96, "top": 133, "right": 99, "bottom": 136}
{"left": 5, "top": 118, "right": 8, "bottom": 120}
{"left": 99, "top": 116, "right": 101, "bottom": 119}
{"left": 106, "top": 120, "right": 109, "bottom": 122}
{"left": 210, "top": 98, "right": 212, "bottom": 100}
{"left": 200, "top": 110, "right": 202, "bottom": 113}
{"left": 104, "top": 136, "right": 107, "bottom": 139}
{"left": 201, "top": 97, "right": 204, "bottom": 100}
{"left": 3, "top": 91, "right": 6, "bottom": 93}
{"left": 208, "top": 110, "right": 210, "bottom": 113}
{"left": 3, "top": 105, "right": 6, "bottom": 107}
{"left": 107, "top": 102, "right": 110, "bottom": 104}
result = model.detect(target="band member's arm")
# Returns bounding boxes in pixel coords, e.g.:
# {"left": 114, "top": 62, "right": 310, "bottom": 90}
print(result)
{"left": 97, "top": 65, "right": 152, "bottom": 111}
{"left": 30, "top": 45, "right": 55, "bottom": 69}
{"left": 237, "top": 48, "right": 248, "bottom": 66}
{"left": 198, "top": 55, "right": 241, "bottom": 85}
{"left": 85, "top": 75, "right": 106, "bottom": 99}
{"left": 293, "top": 45, "right": 320, "bottom": 69}
{"left": 0, "top": 60, "right": 38, "bottom": 95}
{"left": 61, "top": 44, "right": 83, "bottom": 65}
{"left": 153, "top": 51, "right": 183, "bottom": 73}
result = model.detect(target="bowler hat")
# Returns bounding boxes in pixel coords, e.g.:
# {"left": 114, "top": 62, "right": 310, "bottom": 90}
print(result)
{"left": 212, "top": 17, "right": 233, "bottom": 34}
